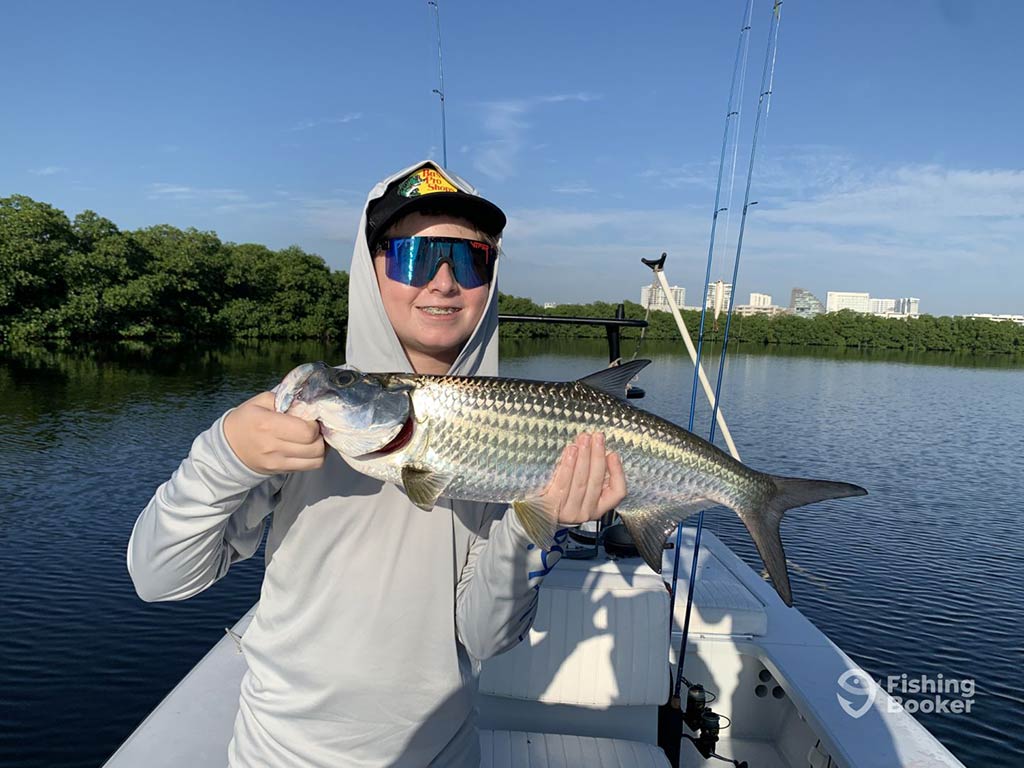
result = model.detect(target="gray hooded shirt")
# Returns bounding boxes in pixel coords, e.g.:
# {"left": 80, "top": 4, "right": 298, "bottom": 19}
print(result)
{"left": 127, "top": 161, "right": 555, "bottom": 766}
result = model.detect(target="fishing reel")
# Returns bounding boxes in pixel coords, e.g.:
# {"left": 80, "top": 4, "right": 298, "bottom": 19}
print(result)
{"left": 678, "top": 680, "right": 747, "bottom": 767}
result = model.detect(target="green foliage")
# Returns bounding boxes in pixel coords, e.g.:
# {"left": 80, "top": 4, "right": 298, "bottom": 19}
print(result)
{"left": 0, "top": 196, "right": 76, "bottom": 337}
{"left": 497, "top": 297, "right": 1024, "bottom": 357}
{"left": 0, "top": 196, "right": 348, "bottom": 342}
{"left": 2, "top": 195, "right": 1019, "bottom": 357}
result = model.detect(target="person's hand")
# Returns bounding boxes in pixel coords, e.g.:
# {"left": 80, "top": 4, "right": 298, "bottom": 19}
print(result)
{"left": 543, "top": 432, "right": 627, "bottom": 525}
{"left": 223, "top": 392, "right": 326, "bottom": 475}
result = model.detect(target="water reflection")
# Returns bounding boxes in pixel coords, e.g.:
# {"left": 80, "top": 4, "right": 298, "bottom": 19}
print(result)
{"left": 501, "top": 336, "right": 1024, "bottom": 370}
{"left": 2, "top": 336, "right": 1019, "bottom": 410}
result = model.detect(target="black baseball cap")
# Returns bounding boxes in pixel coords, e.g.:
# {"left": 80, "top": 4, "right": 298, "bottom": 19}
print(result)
{"left": 366, "top": 162, "right": 506, "bottom": 250}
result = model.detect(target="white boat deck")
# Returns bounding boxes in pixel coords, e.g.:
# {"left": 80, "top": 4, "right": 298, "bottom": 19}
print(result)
{"left": 104, "top": 531, "right": 964, "bottom": 768}
{"left": 666, "top": 530, "right": 964, "bottom": 768}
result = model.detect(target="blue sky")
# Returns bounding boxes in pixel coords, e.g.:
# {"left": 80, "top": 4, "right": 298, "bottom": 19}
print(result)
{"left": 3, "top": 0, "right": 1021, "bottom": 315}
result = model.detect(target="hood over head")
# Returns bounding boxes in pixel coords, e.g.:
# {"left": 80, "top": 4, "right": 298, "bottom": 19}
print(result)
{"left": 345, "top": 160, "right": 502, "bottom": 376}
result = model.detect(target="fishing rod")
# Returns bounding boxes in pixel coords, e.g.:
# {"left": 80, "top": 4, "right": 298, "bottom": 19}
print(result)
{"left": 717, "top": 7, "right": 754, "bottom": 283}
{"left": 709, "top": 0, "right": 782, "bottom": 445}
{"left": 685, "top": 0, "right": 754, "bottom": 439}
{"left": 427, "top": 0, "right": 448, "bottom": 168}
{"left": 673, "top": 0, "right": 784, "bottom": 708}
{"left": 665, "top": 0, "right": 756, "bottom": 697}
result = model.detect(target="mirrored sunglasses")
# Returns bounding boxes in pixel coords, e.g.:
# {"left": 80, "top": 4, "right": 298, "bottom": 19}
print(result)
{"left": 379, "top": 236, "right": 496, "bottom": 289}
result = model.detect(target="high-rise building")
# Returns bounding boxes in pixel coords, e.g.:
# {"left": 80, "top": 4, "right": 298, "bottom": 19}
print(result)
{"left": 894, "top": 297, "right": 920, "bottom": 316}
{"left": 640, "top": 284, "right": 685, "bottom": 312}
{"left": 749, "top": 292, "right": 772, "bottom": 308}
{"left": 789, "top": 288, "right": 825, "bottom": 318}
{"left": 869, "top": 298, "right": 897, "bottom": 315}
{"left": 826, "top": 291, "right": 871, "bottom": 314}
{"left": 705, "top": 281, "right": 733, "bottom": 311}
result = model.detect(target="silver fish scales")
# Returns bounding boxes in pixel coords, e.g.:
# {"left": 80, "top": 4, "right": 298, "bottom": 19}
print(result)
{"left": 397, "top": 373, "right": 770, "bottom": 514}
{"left": 275, "top": 360, "right": 867, "bottom": 606}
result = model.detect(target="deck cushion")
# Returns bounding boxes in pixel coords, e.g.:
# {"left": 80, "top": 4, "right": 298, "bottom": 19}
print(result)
{"left": 664, "top": 541, "right": 768, "bottom": 636}
{"left": 479, "top": 558, "right": 669, "bottom": 707}
{"left": 480, "top": 730, "right": 671, "bottom": 768}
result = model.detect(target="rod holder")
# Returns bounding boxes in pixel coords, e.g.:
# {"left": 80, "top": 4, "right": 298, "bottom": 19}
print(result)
{"left": 641, "top": 252, "right": 667, "bottom": 271}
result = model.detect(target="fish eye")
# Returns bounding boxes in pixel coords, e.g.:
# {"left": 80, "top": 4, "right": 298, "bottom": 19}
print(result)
{"left": 330, "top": 369, "right": 358, "bottom": 387}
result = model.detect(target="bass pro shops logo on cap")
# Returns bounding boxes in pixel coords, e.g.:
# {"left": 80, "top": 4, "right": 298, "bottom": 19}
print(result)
{"left": 396, "top": 168, "right": 457, "bottom": 198}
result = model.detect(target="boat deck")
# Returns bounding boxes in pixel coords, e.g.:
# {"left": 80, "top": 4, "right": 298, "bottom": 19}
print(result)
{"left": 104, "top": 531, "right": 963, "bottom": 768}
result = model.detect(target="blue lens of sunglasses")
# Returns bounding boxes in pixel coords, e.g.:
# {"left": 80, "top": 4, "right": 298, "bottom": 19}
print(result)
{"left": 382, "top": 237, "right": 495, "bottom": 289}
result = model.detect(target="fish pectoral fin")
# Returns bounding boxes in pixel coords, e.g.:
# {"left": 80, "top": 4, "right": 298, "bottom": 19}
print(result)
{"left": 512, "top": 495, "right": 560, "bottom": 550}
{"left": 620, "top": 501, "right": 711, "bottom": 574}
{"left": 577, "top": 359, "right": 651, "bottom": 399}
{"left": 401, "top": 466, "right": 454, "bottom": 511}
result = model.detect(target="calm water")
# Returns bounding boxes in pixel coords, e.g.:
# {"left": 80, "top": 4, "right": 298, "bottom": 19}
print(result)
{"left": 1, "top": 340, "right": 1021, "bottom": 767}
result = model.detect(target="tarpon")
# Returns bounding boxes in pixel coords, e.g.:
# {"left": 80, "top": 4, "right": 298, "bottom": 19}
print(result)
{"left": 274, "top": 359, "right": 867, "bottom": 605}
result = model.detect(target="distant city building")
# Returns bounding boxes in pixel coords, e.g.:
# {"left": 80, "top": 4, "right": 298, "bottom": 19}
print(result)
{"left": 736, "top": 291, "right": 782, "bottom": 317}
{"left": 705, "top": 281, "right": 733, "bottom": 312}
{"left": 894, "top": 297, "right": 920, "bottom": 316}
{"left": 826, "top": 291, "right": 871, "bottom": 314}
{"left": 542, "top": 302, "right": 559, "bottom": 309}
{"left": 789, "top": 288, "right": 825, "bottom": 318}
{"left": 735, "top": 304, "right": 787, "bottom": 317}
{"left": 869, "top": 298, "right": 897, "bottom": 315}
{"left": 966, "top": 313, "right": 1024, "bottom": 325}
{"left": 640, "top": 284, "right": 685, "bottom": 312}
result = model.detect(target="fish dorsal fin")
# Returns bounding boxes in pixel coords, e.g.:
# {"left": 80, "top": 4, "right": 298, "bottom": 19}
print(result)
{"left": 577, "top": 359, "right": 651, "bottom": 399}
{"left": 401, "top": 466, "right": 454, "bottom": 511}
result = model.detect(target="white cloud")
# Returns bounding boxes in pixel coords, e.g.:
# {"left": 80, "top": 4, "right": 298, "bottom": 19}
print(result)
{"left": 761, "top": 164, "right": 1024, "bottom": 229}
{"left": 289, "top": 113, "right": 363, "bottom": 131}
{"left": 133, "top": 149, "right": 1021, "bottom": 314}
{"left": 29, "top": 165, "right": 66, "bottom": 176}
{"left": 754, "top": 161, "right": 1024, "bottom": 268}
{"left": 541, "top": 92, "right": 601, "bottom": 104}
{"left": 472, "top": 93, "right": 603, "bottom": 181}
{"left": 297, "top": 198, "right": 364, "bottom": 243}
{"left": 505, "top": 205, "right": 704, "bottom": 245}
{"left": 504, "top": 152, "right": 1024, "bottom": 313}
{"left": 639, "top": 164, "right": 718, "bottom": 191}
{"left": 732, "top": 160, "right": 1024, "bottom": 311}
{"left": 147, "top": 183, "right": 249, "bottom": 202}
{"left": 213, "top": 201, "right": 278, "bottom": 214}
{"left": 473, "top": 100, "right": 530, "bottom": 182}
{"left": 552, "top": 182, "right": 595, "bottom": 194}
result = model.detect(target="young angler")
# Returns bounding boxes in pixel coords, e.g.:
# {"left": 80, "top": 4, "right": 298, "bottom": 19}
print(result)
{"left": 128, "top": 160, "right": 626, "bottom": 767}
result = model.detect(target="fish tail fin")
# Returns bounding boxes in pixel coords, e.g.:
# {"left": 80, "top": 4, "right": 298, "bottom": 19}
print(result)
{"left": 741, "top": 476, "right": 867, "bottom": 607}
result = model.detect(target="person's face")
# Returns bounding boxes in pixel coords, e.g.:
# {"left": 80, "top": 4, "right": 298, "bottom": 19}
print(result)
{"left": 373, "top": 211, "right": 493, "bottom": 374}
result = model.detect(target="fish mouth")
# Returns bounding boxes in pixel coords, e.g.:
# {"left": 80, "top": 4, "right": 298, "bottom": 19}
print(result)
{"left": 359, "top": 416, "right": 415, "bottom": 457}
